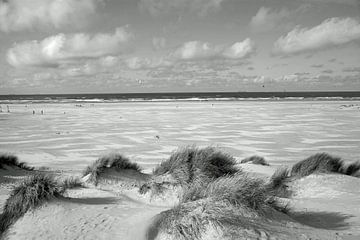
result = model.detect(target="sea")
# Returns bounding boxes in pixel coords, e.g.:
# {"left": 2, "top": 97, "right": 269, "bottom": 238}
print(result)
{"left": 1, "top": 91, "right": 360, "bottom": 103}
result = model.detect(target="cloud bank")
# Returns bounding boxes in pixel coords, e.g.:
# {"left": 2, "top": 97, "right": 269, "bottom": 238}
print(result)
{"left": 173, "top": 38, "right": 255, "bottom": 60}
{"left": 273, "top": 17, "right": 360, "bottom": 55}
{"left": 0, "top": 0, "right": 100, "bottom": 32}
{"left": 7, "top": 27, "right": 133, "bottom": 68}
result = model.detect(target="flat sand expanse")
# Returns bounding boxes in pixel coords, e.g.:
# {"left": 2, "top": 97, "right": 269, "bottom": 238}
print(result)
{"left": 1, "top": 101, "right": 359, "bottom": 172}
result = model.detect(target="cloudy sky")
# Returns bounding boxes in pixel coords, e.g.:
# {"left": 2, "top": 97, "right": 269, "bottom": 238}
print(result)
{"left": 0, "top": 0, "right": 360, "bottom": 94}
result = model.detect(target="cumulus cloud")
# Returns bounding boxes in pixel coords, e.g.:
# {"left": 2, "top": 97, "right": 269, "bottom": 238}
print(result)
{"left": 125, "top": 57, "right": 173, "bottom": 69}
{"left": 273, "top": 17, "right": 360, "bottom": 55}
{"left": 7, "top": 27, "right": 133, "bottom": 68}
{"left": 173, "top": 38, "right": 255, "bottom": 60}
{"left": 138, "top": 0, "right": 226, "bottom": 17}
{"left": 0, "top": 0, "right": 100, "bottom": 32}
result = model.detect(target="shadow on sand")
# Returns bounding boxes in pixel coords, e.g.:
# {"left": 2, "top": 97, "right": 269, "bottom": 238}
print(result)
{"left": 61, "top": 197, "right": 119, "bottom": 205}
{"left": 290, "top": 211, "right": 353, "bottom": 230}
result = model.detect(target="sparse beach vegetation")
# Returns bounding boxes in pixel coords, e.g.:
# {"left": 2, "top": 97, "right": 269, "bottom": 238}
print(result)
{"left": 267, "top": 167, "right": 291, "bottom": 198}
{"left": 83, "top": 153, "right": 142, "bottom": 184}
{"left": 0, "top": 153, "right": 33, "bottom": 171}
{"left": 149, "top": 172, "right": 290, "bottom": 240}
{"left": 60, "top": 176, "right": 84, "bottom": 189}
{"left": 0, "top": 174, "right": 62, "bottom": 235}
{"left": 153, "top": 146, "right": 239, "bottom": 185}
{"left": 241, "top": 155, "right": 269, "bottom": 166}
{"left": 340, "top": 161, "right": 360, "bottom": 177}
{"left": 291, "top": 153, "right": 360, "bottom": 178}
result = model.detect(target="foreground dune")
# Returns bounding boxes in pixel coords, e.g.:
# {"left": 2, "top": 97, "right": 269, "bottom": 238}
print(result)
{"left": 6, "top": 188, "right": 167, "bottom": 240}
{"left": 1, "top": 149, "right": 360, "bottom": 240}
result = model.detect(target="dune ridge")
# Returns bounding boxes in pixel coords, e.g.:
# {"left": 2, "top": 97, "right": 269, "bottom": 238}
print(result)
{"left": 0, "top": 148, "right": 359, "bottom": 239}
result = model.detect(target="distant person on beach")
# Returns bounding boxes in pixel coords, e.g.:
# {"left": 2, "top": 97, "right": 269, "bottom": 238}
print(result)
{"left": 41, "top": 110, "right": 44, "bottom": 115}
{"left": 33, "top": 110, "right": 35, "bottom": 115}
{"left": 0, "top": 106, "right": 2, "bottom": 112}
{"left": 7, "top": 105, "right": 10, "bottom": 113}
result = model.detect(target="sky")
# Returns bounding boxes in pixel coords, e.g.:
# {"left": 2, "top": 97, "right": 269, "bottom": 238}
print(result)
{"left": 0, "top": 0, "right": 360, "bottom": 94}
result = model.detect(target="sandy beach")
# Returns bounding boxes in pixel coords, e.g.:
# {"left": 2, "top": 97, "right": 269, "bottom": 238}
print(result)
{"left": 1, "top": 100, "right": 360, "bottom": 240}
{"left": 1, "top": 101, "right": 359, "bottom": 171}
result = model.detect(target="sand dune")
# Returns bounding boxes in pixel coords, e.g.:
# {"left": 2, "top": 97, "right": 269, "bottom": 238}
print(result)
{"left": 1, "top": 161, "right": 360, "bottom": 239}
{"left": 6, "top": 188, "right": 167, "bottom": 240}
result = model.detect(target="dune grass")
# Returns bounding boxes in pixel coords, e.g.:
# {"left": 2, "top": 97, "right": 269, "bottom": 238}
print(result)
{"left": 241, "top": 155, "right": 269, "bottom": 166}
{"left": 267, "top": 167, "right": 291, "bottom": 198}
{"left": 83, "top": 153, "right": 141, "bottom": 184}
{"left": 181, "top": 173, "right": 285, "bottom": 212}
{"left": 341, "top": 161, "right": 360, "bottom": 177}
{"left": 290, "top": 153, "right": 344, "bottom": 177}
{"left": 60, "top": 177, "right": 84, "bottom": 189}
{"left": 153, "top": 146, "right": 239, "bottom": 185}
{"left": 0, "top": 174, "right": 62, "bottom": 235}
{"left": 290, "top": 153, "right": 360, "bottom": 178}
{"left": 0, "top": 153, "right": 33, "bottom": 170}
{"left": 149, "top": 173, "right": 289, "bottom": 240}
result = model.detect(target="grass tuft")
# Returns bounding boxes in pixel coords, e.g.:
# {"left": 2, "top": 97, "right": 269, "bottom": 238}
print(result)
{"left": 60, "top": 177, "right": 84, "bottom": 189}
{"left": 83, "top": 153, "right": 141, "bottom": 184}
{"left": 241, "top": 155, "right": 269, "bottom": 166}
{"left": 290, "top": 153, "right": 343, "bottom": 178}
{"left": 340, "top": 161, "right": 360, "bottom": 177}
{"left": 153, "top": 146, "right": 239, "bottom": 185}
{"left": 0, "top": 174, "right": 62, "bottom": 235}
{"left": 149, "top": 173, "right": 289, "bottom": 240}
{"left": 267, "top": 167, "right": 291, "bottom": 198}
{"left": 0, "top": 153, "right": 33, "bottom": 170}
{"left": 181, "top": 173, "right": 278, "bottom": 212}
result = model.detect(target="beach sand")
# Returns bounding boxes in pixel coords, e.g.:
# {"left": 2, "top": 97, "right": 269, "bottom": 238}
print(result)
{"left": 1, "top": 100, "right": 360, "bottom": 239}
{"left": 1, "top": 101, "right": 359, "bottom": 171}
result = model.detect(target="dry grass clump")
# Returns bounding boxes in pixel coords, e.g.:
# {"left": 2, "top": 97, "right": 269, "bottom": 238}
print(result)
{"left": 291, "top": 153, "right": 344, "bottom": 178}
{"left": 149, "top": 173, "right": 289, "bottom": 240}
{"left": 0, "top": 153, "right": 33, "bottom": 170}
{"left": 0, "top": 174, "right": 62, "bottom": 235}
{"left": 153, "top": 146, "right": 239, "bottom": 185}
{"left": 241, "top": 155, "right": 269, "bottom": 166}
{"left": 341, "top": 161, "right": 360, "bottom": 177}
{"left": 83, "top": 153, "right": 141, "bottom": 184}
{"left": 290, "top": 153, "right": 360, "bottom": 178}
{"left": 149, "top": 200, "right": 251, "bottom": 240}
{"left": 181, "top": 173, "right": 272, "bottom": 211}
{"left": 267, "top": 167, "right": 291, "bottom": 198}
{"left": 60, "top": 177, "right": 84, "bottom": 189}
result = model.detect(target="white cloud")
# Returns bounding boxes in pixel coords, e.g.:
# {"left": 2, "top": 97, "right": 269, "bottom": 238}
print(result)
{"left": 173, "top": 39, "right": 255, "bottom": 60}
{"left": 0, "top": 0, "right": 101, "bottom": 32}
{"left": 273, "top": 17, "right": 360, "bottom": 55}
{"left": 222, "top": 39, "right": 256, "bottom": 59}
{"left": 125, "top": 57, "right": 173, "bottom": 69}
{"left": 7, "top": 27, "right": 133, "bottom": 68}
{"left": 138, "top": 0, "right": 226, "bottom": 17}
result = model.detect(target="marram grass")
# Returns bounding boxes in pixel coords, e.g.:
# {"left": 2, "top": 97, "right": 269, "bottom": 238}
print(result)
{"left": 153, "top": 146, "right": 239, "bottom": 185}
{"left": 83, "top": 153, "right": 141, "bottom": 184}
